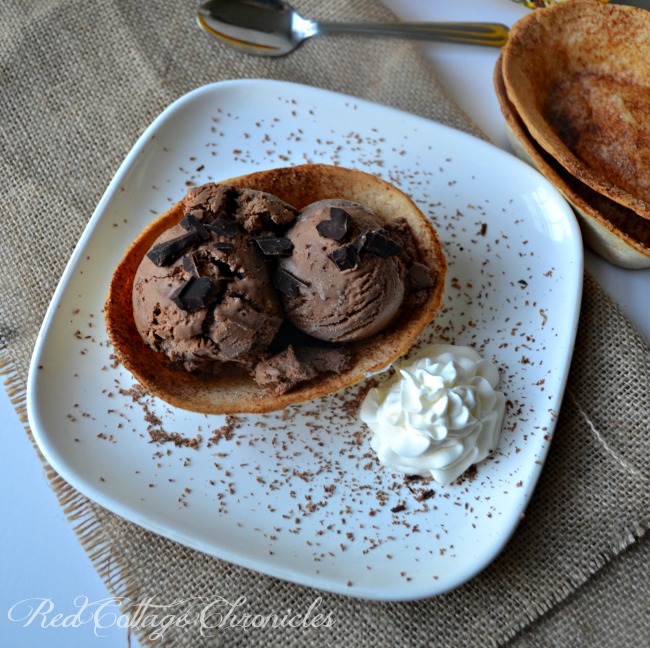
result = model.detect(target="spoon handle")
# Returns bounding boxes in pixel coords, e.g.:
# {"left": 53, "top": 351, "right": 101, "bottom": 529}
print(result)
{"left": 316, "top": 21, "right": 509, "bottom": 48}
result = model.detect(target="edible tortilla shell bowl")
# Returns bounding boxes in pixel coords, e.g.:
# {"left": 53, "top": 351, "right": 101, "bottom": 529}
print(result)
{"left": 501, "top": 0, "right": 650, "bottom": 222}
{"left": 105, "top": 163, "right": 447, "bottom": 414}
{"left": 494, "top": 55, "right": 650, "bottom": 269}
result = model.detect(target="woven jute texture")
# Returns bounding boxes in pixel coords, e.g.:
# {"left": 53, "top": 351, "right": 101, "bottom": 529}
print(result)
{"left": 2, "top": 1, "right": 649, "bottom": 646}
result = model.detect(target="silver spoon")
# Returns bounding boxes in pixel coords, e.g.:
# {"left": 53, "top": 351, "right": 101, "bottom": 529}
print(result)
{"left": 197, "top": 0, "right": 509, "bottom": 57}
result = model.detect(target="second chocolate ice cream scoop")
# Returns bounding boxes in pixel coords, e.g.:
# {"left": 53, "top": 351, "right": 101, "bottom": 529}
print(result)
{"left": 277, "top": 199, "right": 407, "bottom": 343}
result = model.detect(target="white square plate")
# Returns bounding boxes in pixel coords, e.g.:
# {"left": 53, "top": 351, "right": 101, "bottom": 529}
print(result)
{"left": 27, "top": 80, "right": 582, "bottom": 600}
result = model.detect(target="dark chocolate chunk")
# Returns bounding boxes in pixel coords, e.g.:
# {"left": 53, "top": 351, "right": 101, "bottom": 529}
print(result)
{"left": 179, "top": 213, "right": 209, "bottom": 241}
{"left": 354, "top": 224, "right": 370, "bottom": 252}
{"left": 417, "top": 489, "right": 435, "bottom": 502}
{"left": 274, "top": 268, "right": 307, "bottom": 298}
{"left": 212, "top": 241, "right": 234, "bottom": 252}
{"left": 328, "top": 244, "right": 357, "bottom": 271}
{"left": 253, "top": 236, "right": 294, "bottom": 256}
{"left": 182, "top": 252, "right": 199, "bottom": 277}
{"left": 316, "top": 207, "right": 349, "bottom": 240}
{"left": 364, "top": 229, "right": 403, "bottom": 257}
{"left": 212, "top": 258, "right": 241, "bottom": 280}
{"left": 170, "top": 276, "right": 218, "bottom": 313}
{"left": 146, "top": 232, "right": 200, "bottom": 267}
{"left": 205, "top": 216, "right": 238, "bottom": 238}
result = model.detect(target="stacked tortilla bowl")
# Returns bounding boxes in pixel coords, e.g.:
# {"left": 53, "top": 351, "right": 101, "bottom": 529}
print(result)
{"left": 495, "top": 0, "right": 650, "bottom": 268}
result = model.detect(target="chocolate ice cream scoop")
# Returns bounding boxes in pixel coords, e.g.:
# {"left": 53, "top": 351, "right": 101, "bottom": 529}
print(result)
{"left": 133, "top": 224, "right": 283, "bottom": 371}
{"left": 277, "top": 199, "right": 407, "bottom": 343}
{"left": 131, "top": 184, "right": 297, "bottom": 373}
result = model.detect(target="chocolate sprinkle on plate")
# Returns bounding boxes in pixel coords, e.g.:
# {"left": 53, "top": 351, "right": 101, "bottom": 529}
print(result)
{"left": 328, "top": 244, "right": 358, "bottom": 271}
{"left": 316, "top": 207, "right": 349, "bottom": 240}
{"left": 146, "top": 231, "right": 200, "bottom": 267}
{"left": 364, "top": 229, "right": 403, "bottom": 257}
{"left": 179, "top": 213, "right": 209, "bottom": 241}
{"left": 170, "top": 276, "right": 217, "bottom": 313}
{"left": 418, "top": 489, "right": 435, "bottom": 502}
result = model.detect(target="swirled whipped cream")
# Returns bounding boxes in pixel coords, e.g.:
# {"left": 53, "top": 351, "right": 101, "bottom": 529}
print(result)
{"left": 359, "top": 344, "right": 505, "bottom": 484}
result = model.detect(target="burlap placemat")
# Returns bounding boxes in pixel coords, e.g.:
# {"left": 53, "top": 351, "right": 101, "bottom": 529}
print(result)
{"left": 2, "top": 1, "right": 649, "bottom": 646}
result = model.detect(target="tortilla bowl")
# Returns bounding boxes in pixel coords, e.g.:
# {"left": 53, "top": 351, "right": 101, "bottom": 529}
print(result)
{"left": 104, "top": 163, "right": 447, "bottom": 414}
{"left": 502, "top": 0, "right": 650, "bottom": 222}
{"left": 495, "top": 54, "right": 650, "bottom": 269}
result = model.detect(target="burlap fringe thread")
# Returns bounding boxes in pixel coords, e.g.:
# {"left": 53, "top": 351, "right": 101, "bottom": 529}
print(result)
{"left": 567, "top": 388, "right": 648, "bottom": 481}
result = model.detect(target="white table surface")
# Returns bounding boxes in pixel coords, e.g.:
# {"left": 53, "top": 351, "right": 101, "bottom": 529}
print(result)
{"left": 3, "top": 1, "right": 649, "bottom": 646}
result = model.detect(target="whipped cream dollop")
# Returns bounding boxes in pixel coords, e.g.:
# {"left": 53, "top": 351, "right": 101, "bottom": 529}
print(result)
{"left": 360, "top": 344, "right": 505, "bottom": 484}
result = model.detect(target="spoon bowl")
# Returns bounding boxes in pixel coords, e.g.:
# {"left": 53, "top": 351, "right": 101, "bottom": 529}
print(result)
{"left": 198, "top": 0, "right": 509, "bottom": 57}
